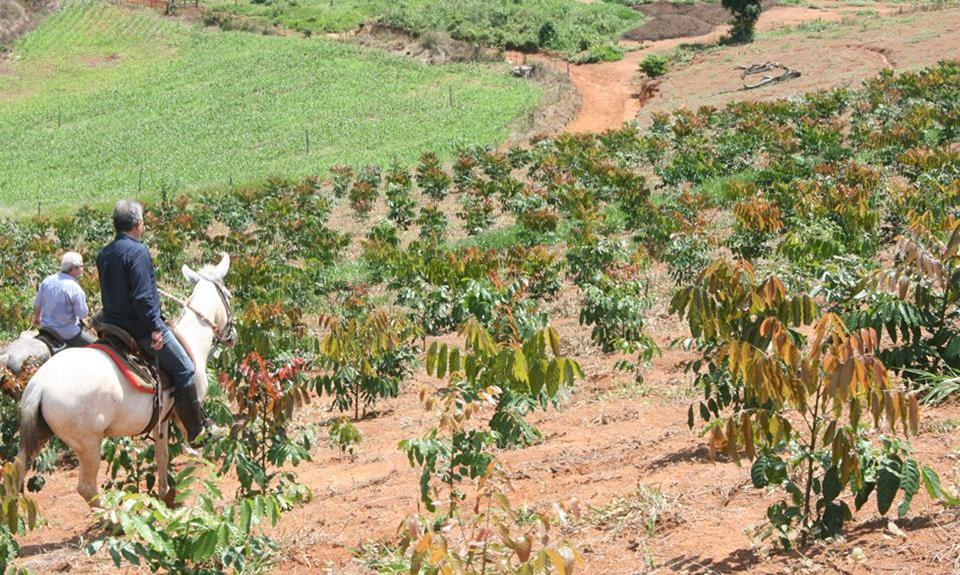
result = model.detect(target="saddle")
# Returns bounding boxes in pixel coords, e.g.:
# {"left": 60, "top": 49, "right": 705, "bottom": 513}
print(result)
{"left": 93, "top": 324, "right": 174, "bottom": 394}
{"left": 35, "top": 328, "right": 67, "bottom": 356}
{"left": 92, "top": 324, "right": 175, "bottom": 436}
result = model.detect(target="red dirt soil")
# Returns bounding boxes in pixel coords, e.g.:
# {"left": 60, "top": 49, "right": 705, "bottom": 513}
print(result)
{"left": 16, "top": 267, "right": 960, "bottom": 574}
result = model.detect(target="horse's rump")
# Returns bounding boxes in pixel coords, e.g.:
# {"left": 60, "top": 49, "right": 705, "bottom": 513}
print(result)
{"left": 1, "top": 332, "right": 50, "bottom": 376}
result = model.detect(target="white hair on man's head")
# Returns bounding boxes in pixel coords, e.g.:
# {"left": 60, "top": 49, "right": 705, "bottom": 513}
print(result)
{"left": 113, "top": 199, "right": 143, "bottom": 233}
{"left": 60, "top": 251, "right": 84, "bottom": 273}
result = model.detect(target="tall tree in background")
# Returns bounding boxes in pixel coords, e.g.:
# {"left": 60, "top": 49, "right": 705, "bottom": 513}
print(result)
{"left": 722, "top": 0, "right": 762, "bottom": 43}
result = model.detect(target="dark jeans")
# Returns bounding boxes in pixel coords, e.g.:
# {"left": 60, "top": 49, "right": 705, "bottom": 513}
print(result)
{"left": 65, "top": 330, "right": 96, "bottom": 347}
{"left": 138, "top": 328, "right": 196, "bottom": 395}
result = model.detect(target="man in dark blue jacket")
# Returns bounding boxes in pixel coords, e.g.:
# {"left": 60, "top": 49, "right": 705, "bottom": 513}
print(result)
{"left": 97, "top": 199, "right": 213, "bottom": 445}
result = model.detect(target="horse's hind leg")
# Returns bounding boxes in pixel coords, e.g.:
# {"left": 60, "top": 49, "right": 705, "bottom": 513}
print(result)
{"left": 15, "top": 423, "right": 51, "bottom": 491}
{"left": 75, "top": 436, "right": 103, "bottom": 505}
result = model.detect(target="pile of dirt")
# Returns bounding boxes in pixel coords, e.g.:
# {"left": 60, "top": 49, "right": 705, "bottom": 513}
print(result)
{"left": 625, "top": 0, "right": 777, "bottom": 42}
{"left": 0, "top": 0, "right": 55, "bottom": 47}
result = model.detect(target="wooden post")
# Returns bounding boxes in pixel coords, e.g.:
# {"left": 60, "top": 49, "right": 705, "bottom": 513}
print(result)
{"left": 448, "top": 86, "right": 453, "bottom": 108}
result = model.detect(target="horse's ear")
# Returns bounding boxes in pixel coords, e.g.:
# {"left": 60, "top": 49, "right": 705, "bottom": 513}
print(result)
{"left": 213, "top": 253, "right": 230, "bottom": 281}
{"left": 182, "top": 264, "right": 201, "bottom": 285}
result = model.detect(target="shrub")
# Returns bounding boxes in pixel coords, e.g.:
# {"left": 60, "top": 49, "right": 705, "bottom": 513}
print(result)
{"left": 579, "top": 278, "right": 655, "bottom": 355}
{"left": 348, "top": 166, "right": 382, "bottom": 219}
{"left": 458, "top": 188, "right": 497, "bottom": 236}
{"left": 572, "top": 43, "right": 624, "bottom": 64}
{"left": 537, "top": 21, "right": 558, "bottom": 49}
{"left": 385, "top": 165, "right": 416, "bottom": 230}
{"left": 393, "top": 466, "right": 583, "bottom": 575}
{"left": 87, "top": 462, "right": 309, "bottom": 574}
{"left": 329, "top": 164, "right": 354, "bottom": 198}
{"left": 639, "top": 54, "right": 668, "bottom": 78}
{"left": 328, "top": 417, "right": 363, "bottom": 457}
{"left": 0, "top": 463, "right": 39, "bottom": 575}
{"left": 416, "top": 205, "right": 448, "bottom": 243}
{"left": 664, "top": 233, "right": 711, "bottom": 286}
{"left": 415, "top": 152, "right": 452, "bottom": 202}
{"left": 406, "top": 320, "right": 582, "bottom": 511}
{"left": 212, "top": 353, "right": 317, "bottom": 497}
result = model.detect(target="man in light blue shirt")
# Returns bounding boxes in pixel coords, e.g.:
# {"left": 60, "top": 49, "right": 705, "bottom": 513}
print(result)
{"left": 33, "top": 251, "right": 95, "bottom": 347}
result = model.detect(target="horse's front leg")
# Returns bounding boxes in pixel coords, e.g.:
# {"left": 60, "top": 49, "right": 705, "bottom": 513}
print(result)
{"left": 155, "top": 419, "right": 174, "bottom": 507}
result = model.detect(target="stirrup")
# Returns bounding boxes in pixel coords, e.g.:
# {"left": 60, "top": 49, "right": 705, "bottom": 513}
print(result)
{"left": 186, "top": 421, "right": 224, "bottom": 448}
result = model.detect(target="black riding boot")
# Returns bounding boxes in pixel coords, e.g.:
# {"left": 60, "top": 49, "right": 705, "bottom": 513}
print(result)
{"left": 174, "top": 383, "right": 209, "bottom": 446}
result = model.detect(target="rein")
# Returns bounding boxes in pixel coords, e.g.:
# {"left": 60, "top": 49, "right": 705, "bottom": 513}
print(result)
{"left": 158, "top": 281, "right": 235, "bottom": 346}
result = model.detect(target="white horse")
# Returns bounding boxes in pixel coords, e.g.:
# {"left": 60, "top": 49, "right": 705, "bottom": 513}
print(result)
{"left": 1, "top": 332, "right": 52, "bottom": 377}
{"left": 16, "top": 255, "right": 235, "bottom": 504}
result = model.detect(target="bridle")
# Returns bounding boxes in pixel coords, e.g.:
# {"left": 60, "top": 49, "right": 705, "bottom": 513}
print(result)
{"left": 159, "top": 279, "right": 237, "bottom": 347}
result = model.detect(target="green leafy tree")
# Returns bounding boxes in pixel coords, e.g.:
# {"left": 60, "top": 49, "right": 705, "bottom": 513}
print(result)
{"left": 316, "top": 309, "right": 415, "bottom": 420}
{"left": 710, "top": 313, "right": 955, "bottom": 546}
{"left": 639, "top": 54, "right": 668, "bottom": 78}
{"left": 721, "top": 0, "right": 762, "bottom": 43}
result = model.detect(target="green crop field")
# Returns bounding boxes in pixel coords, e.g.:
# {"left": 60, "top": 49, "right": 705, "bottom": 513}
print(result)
{"left": 0, "top": 1, "right": 542, "bottom": 214}
{"left": 203, "top": 0, "right": 642, "bottom": 59}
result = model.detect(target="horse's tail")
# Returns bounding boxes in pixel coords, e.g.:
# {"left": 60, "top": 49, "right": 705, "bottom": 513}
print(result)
{"left": 16, "top": 380, "right": 50, "bottom": 488}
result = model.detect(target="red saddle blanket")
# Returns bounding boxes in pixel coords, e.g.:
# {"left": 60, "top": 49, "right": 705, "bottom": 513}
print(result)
{"left": 88, "top": 343, "right": 157, "bottom": 395}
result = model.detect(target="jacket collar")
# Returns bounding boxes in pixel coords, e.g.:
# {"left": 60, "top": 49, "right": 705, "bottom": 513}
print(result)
{"left": 116, "top": 232, "right": 142, "bottom": 244}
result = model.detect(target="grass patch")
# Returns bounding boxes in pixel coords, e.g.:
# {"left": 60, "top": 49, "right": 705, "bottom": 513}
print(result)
{"left": 353, "top": 541, "right": 408, "bottom": 574}
{"left": 587, "top": 484, "right": 680, "bottom": 538}
{"left": 203, "top": 0, "right": 384, "bottom": 35}
{"left": 922, "top": 418, "right": 960, "bottom": 434}
{"left": 453, "top": 224, "right": 526, "bottom": 250}
{"left": 596, "top": 379, "right": 654, "bottom": 402}
{"left": 0, "top": 1, "right": 542, "bottom": 213}
{"left": 693, "top": 170, "right": 759, "bottom": 207}
{"left": 205, "top": 0, "right": 642, "bottom": 58}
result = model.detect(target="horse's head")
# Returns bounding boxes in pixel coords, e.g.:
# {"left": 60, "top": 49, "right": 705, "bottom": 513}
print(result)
{"left": 181, "top": 254, "right": 237, "bottom": 347}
